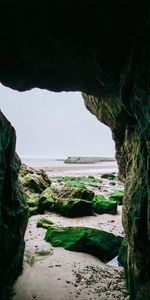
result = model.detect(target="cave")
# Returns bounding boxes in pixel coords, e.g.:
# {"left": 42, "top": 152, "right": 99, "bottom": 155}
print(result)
{"left": 0, "top": 1, "right": 150, "bottom": 300}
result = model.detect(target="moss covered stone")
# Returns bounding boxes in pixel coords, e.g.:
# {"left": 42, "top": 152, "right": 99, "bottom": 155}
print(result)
{"left": 54, "top": 198, "right": 93, "bottom": 217}
{"left": 19, "top": 164, "right": 51, "bottom": 194}
{"left": 43, "top": 224, "right": 123, "bottom": 262}
{"left": 39, "top": 187, "right": 55, "bottom": 211}
{"left": 93, "top": 195, "right": 117, "bottom": 214}
{"left": 37, "top": 218, "right": 55, "bottom": 229}
{"left": 109, "top": 189, "right": 124, "bottom": 205}
{"left": 55, "top": 187, "right": 94, "bottom": 202}
{"left": 26, "top": 193, "right": 40, "bottom": 215}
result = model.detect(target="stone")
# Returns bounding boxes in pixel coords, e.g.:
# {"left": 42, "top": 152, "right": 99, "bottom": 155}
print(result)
{"left": 54, "top": 198, "right": 93, "bottom": 217}
{"left": 19, "top": 164, "right": 51, "bottom": 194}
{"left": 54, "top": 187, "right": 94, "bottom": 202}
{"left": 37, "top": 218, "right": 55, "bottom": 229}
{"left": 109, "top": 190, "right": 124, "bottom": 205}
{"left": 43, "top": 224, "right": 123, "bottom": 262}
{"left": 39, "top": 187, "right": 55, "bottom": 211}
{"left": 93, "top": 195, "right": 117, "bottom": 214}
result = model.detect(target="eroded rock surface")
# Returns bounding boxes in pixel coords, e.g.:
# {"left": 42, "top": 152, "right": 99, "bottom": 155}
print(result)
{"left": 0, "top": 111, "right": 28, "bottom": 300}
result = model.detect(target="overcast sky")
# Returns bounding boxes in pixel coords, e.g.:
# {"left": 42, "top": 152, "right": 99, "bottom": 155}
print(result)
{"left": 0, "top": 84, "right": 115, "bottom": 159}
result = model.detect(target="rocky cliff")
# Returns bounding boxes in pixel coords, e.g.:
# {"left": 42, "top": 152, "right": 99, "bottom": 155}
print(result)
{"left": 0, "top": 1, "right": 150, "bottom": 299}
{"left": 0, "top": 111, "right": 28, "bottom": 300}
{"left": 83, "top": 91, "right": 150, "bottom": 299}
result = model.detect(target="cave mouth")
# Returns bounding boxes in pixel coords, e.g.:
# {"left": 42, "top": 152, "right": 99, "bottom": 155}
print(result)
{"left": 0, "top": 85, "right": 127, "bottom": 300}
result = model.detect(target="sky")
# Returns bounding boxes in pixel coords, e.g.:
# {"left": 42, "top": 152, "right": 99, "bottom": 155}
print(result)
{"left": 0, "top": 84, "right": 115, "bottom": 159}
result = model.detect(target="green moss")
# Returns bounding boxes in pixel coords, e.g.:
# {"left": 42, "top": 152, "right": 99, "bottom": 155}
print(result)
{"left": 44, "top": 225, "right": 123, "bottom": 262}
{"left": 64, "top": 182, "right": 86, "bottom": 189}
{"left": 55, "top": 198, "right": 93, "bottom": 217}
{"left": 93, "top": 195, "right": 117, "bottom": 214}
{"left": 37, "top": 218, "right": 55, "bottom": 229}
{"left": 51, "top": 175, "right": 102, "bottom": 184}
{"left": 39, "top": 187, "right": 55, "bottom": 211}
{"left": 27, "top": 193, "right": 40, "bottom": 207}
{"left": 109, "top": 189, "right": 124, "bottom": 205}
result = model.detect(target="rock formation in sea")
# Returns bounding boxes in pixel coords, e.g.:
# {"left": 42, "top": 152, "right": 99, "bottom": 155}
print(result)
{"left": 0, "top": 2, "right": 150, "bottom": 299}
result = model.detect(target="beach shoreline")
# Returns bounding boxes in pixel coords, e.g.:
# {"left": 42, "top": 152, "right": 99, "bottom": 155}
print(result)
{"left": 12, "top": 163, "right": 128, "bottom": 300}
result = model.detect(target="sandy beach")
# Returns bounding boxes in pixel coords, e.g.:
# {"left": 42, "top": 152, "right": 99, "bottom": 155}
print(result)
{"left": 12, "top": 162, "right": 128, "bottom": 300}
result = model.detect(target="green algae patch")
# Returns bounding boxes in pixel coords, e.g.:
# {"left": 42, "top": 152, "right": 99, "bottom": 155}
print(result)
{"left": 64, "top": 182, "right": 86, "bottom": 189}
{"left": 44, "top": 225, "right": 123, "bottom": 262}
{"left": 51, "top": 175, "right": 102, "bottom": 184}
{"left": 37, "top": 218, "right": 55, "bottom": 229}
{"left": 93, "top": 195, "right": 117, "bottom": 214}
{"left": 54, "top": 198, "right": 93, "bottom": 217}
{"left": 27, "top": 193, "right": 40, "bottom": 207}
{"left": 27, "top": 193, "right": 40, "bottom": 216}
{"left": 109, "top": 189, "right": 124, "bottom": 205}
{"left": 39, "top": 187, "right": 55, "bottom": 211}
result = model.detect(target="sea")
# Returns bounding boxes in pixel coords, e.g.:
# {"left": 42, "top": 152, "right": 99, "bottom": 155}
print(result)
{"left": 21, "top": 157, "right": 118, "bottom": 177}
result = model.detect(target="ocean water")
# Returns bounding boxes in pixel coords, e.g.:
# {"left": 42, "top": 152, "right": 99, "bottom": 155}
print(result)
{"left": 21, "top": 157, "right": 118, "bottom": 177}
{"left": 21, "top": 157, "right": 65, "bottom": 167}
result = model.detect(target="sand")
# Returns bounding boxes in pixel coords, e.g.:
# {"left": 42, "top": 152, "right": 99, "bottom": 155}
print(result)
{"left": 12, "top": 163, "right": 129, "bottom": 300}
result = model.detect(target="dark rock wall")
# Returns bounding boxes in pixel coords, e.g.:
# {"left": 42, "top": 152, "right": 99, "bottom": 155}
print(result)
{"left": 0, "top": 1, "right": 150, "bottom": 299}
{"left": 0, "top": 111, "right": 28, "bottom": 300}
{"left": 83, "top": 92, "right": 150, "bottom": 300}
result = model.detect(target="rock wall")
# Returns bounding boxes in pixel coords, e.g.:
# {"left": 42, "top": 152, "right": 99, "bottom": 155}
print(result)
{"left": 0, "top": 111, "right": 28, "bottom": 300}
{"left": 83, "top": 91, "right": 150, "bottom": 300}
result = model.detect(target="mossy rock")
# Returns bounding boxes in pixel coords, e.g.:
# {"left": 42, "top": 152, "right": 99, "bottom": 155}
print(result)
{"left": 27, "top": 193, "right": 40, "bottom": 207}
{"left": 54, "top": 187, "right": 94, "bottom": 202}
{"left": 19, "top": 164, "right": 51, "bottom": 194}
{"left": 26, "top": 193, "right": 40, "bottom": 215}
{"left": 44, "top": 225, "right": 123, "bottom": 262}
{"left": 37, "top": 218, "right": 55, "bottom": 229}
{"left": 93, "top": 195, "right": 117, "bottom": 214}
{"left": 101, "top": 173, "right": 116, "bottom": 180}
{"left": 109, "top": 189, "right": 124, "bottom": 205}
{"left": 39, "top": 187, "right": 55, "bottom": 211}
{"left": 54, "top": 198, "right": 93, "bottom": 217}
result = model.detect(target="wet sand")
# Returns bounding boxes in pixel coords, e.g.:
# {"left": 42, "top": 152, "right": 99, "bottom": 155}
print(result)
{"left": 12, "top": 163, "right": 128, "bottom": 300}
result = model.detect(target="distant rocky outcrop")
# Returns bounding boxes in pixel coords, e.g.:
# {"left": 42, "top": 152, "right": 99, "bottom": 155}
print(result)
{"left": 64, "top": 157, "right": 115, "bottom": 164}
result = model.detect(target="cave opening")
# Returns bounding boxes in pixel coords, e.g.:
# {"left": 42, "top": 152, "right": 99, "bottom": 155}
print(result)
{"left": 0, "top": 84, "right": 127, "bottom": 300}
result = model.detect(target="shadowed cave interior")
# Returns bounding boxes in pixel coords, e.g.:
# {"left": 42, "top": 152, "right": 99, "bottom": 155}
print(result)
{"left": 0, "top": 1, "right": 150, "bottom": 300}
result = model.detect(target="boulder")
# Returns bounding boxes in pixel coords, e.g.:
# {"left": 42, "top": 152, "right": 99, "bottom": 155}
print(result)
{"left": 43, "top": 224, "right": 123, "bottom": 262}
{"left": 54, "top": 198, "right": 93, "bottom": 217}
{"left": 109, "top": 189, "right": 124, "bottom": 205}
{"left": 19, "top": 164, "right": 51, "bottom": 194}
{"left": 93, "top": 195, "right": 117, "bottom": 214}
{"left": 39, "top": 187, "right": 55, "bottom": 211}
{"left": 54, "top": 187, "right": 94, "bottom": 202}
